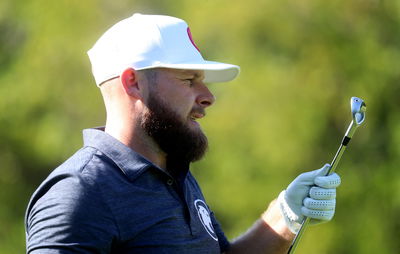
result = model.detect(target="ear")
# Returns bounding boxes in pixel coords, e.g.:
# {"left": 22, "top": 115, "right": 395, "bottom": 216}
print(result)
{"left": 120, "top": 68, "right": 142, "bottom": 98}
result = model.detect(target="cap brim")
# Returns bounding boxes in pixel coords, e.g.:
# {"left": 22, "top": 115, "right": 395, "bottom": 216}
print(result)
{"left": 138, "top": 60, "right": 240, "bottom": 83}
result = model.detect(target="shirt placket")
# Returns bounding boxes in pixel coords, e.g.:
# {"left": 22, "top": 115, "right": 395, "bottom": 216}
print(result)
{"left": 164, "top": 173, "right": 195, "bottom": 236}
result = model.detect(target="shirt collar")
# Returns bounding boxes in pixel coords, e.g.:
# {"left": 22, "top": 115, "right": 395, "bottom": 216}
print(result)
{"left": 82, "top": 127, "right": 167, "bottom": 181}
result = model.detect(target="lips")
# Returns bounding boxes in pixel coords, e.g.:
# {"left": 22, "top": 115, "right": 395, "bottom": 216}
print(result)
{"left": 191, "top": 112, "right": 205, "bottom": 120}
{"left": 188, "top": 111, "right": 205, "bottom": 127}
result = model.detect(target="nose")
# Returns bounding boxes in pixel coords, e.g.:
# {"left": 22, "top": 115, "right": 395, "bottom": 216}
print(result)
{"left": 196, "top": 83, "right": 216, "bottom": 108}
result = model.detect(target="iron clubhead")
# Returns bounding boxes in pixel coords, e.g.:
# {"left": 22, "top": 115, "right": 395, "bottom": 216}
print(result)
{"left": 351, "top": 97, "right": 366, "bottom": 125}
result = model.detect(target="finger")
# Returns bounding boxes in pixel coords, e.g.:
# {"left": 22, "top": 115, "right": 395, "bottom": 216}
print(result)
{"left": 314, "top": 173, "right": 341, "bottom": 188}
{"left": 309, "top": 187, "right": 336, "bottom": 200}
{"left": 301, "top": 207, "right": 334, "bottom": 221}
{"left": 303, "top": 197, "right": 336, "bottom": 210}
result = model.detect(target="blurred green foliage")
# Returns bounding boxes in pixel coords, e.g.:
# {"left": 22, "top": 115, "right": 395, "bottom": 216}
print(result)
{"left": 1, "top": 0, "right": 399, "bottom": 253}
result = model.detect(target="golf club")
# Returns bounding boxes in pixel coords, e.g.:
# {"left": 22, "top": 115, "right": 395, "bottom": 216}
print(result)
{"left": 287, "top": 97, "right": 366, "bottom": 254}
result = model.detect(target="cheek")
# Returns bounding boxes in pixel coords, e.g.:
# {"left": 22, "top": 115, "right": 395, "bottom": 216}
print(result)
{"left": 156, "top": 79, "right": 196, "bottom": 117}
{"left": 167, "top": 92, "right": 195, "bottom": 115}
{"left": 174, "top": 102, "right": 194, "bottom": 120}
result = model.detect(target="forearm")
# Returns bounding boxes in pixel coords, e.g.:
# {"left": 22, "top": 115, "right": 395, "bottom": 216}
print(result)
{"left": 226, "top": 199, "right": 295, "bottom": 254}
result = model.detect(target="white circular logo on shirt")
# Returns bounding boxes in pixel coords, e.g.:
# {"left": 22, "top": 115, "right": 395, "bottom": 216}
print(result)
{"left": 194, "top": 199, "right": 218, "bottom": 241}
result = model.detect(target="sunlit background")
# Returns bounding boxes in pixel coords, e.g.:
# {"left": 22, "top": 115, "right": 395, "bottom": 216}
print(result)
{"left": 1, "top": 0, "right": 399, "bottom": 253}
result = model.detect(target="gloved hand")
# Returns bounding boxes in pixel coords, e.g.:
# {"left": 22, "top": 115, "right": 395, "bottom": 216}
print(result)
{"left": 278, "top": 164, "right": 341, "bottom": 234}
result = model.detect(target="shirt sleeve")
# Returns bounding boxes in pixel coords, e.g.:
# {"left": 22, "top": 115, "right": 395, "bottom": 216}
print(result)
{"left": 25, "top": 171, "right": 118, "bottom": 254}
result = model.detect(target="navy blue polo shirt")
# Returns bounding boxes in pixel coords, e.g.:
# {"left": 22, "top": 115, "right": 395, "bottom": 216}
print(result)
{"left": 25, "top": 128, "right": 230, "bottom": 253}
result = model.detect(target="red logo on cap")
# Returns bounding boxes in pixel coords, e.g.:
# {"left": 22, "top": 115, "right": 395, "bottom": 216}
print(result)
{"left": 187, "top": 27, "right": 200, "bottom": 52}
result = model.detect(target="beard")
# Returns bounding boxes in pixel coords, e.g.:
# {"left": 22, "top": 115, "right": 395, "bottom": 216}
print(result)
{"left": 140, "top": 91, "right": 208, "bottom": 168}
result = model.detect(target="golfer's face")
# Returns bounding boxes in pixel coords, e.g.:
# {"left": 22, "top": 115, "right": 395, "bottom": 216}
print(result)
{"left": 151, "top": 68, "right": 215, "bottom": 131}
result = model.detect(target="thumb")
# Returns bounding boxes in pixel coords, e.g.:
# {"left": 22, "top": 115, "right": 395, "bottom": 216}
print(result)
{"left": 317, "top": 163, "right": 331, "bottom": 177}
{"left": 295, "top": 164, "right": 331, "bottom": 185}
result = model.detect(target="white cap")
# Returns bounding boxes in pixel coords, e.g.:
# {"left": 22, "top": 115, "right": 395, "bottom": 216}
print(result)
{"left": 87, "top": 13, "right": 240, "bottom": 86}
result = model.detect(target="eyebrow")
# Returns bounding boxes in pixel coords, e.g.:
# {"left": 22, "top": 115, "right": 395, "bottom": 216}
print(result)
{"left": 179, "top": 70, "right": 205, "bottom": 79}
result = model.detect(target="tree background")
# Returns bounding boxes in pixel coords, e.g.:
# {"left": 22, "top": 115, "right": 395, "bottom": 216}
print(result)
{"left": 1, "top": 0, "right": 399, "bottom": 253}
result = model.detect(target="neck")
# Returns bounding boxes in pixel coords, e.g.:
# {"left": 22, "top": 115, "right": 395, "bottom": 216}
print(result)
{"left": 104, "top": 117, "right": 167, "bottom": 170}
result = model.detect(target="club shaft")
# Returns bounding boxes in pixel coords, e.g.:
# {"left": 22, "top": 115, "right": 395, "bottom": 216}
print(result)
{"left": 287, "top": 120, "right": 358, "bottom": 254}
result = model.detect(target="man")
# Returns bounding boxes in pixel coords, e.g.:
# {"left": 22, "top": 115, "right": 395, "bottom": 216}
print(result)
{"left": 25, "top": 13, "right": 341, "bottom": 253}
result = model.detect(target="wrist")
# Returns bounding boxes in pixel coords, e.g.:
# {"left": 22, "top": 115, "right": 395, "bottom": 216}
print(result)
{"left": 261, "top": 198, "right": 296, "bottom": 241}
{"left": 277, "top": 191, "right": 303, "bottom": 234}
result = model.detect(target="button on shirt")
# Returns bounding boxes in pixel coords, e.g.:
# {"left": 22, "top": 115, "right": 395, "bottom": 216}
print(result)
{"left": 25, "top": 128, "right": 230, "bottom": 253}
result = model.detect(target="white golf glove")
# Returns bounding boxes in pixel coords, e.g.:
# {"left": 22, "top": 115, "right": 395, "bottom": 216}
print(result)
{"left": 278, "top": 164, "right": 341, "bottom": 234}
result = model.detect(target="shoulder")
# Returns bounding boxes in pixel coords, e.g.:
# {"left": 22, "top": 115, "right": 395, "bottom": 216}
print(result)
{"left": 25, "top": 147, "right": 119, "bottom": 250}
{"left": 26, "top": 145, "right": 125, "bottom": 214}
{"left": 186, "top": 171, "right": 204, "bottom": 194}
{"left": 26, "top": 147, "right": 118, "bottom": 236}
{"left": 26, "top": 147, "right": 101, "bottom": 209}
